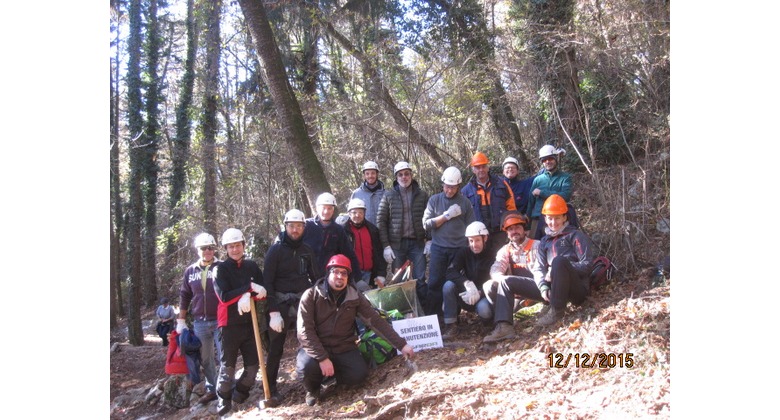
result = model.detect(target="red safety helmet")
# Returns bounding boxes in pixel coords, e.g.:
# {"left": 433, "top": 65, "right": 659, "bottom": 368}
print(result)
{"left": 326, "top": 254, "right": 352, "bottom": 273}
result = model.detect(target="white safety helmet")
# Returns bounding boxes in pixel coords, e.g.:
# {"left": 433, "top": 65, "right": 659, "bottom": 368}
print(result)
{"left": 539, "top": 145, "right": 558, "bottom": 161}
{"left": 315, "top": 192, "right": 338, "bottom": 207}
{"left": 441, "top": 166, "right": 462, "bottom": 186}
{"left": 362, "top": 161, "right": 379, "bottom": 172}
{"left": 221, "top": 228, "right": 245, "bottom": 246}
{"left": 394, "top": 161, "right": 412, "bottom": 175}
{"left": 193, "top": 233, "right": 217, "bottom": 248}
{"left": 502, "top": 157, "right": 520, "bottom": 169}
{"left": 465, "top": 221, "right": 489, "bottom": 237}
{"left": 283, "top": 209, "right": 306, "bottom": 224}
{"left": 347, "top": 198, "right": 366, "bottom": 212}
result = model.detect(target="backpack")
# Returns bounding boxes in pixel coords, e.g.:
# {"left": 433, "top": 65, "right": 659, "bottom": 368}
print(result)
{"left": 589, "top": 256, "right": 615, "bottom": 290}
{"left": 357, "top": 308, "right": 404, "bottom": 368}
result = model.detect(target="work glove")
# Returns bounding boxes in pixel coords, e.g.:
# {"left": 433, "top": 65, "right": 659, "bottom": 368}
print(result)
{"left": 443, "top": 204, "right": 462, "bottom": 220}
{"left": 175, "top": 319, "right": 187, "bottom": 334}
{"left": 237, "top": 292, "right": 251, "bottom": 315}
{"left": 375, "top": 276, "right": 386, "bottom": 288}
{"left": 383, "top": 246, "right": 396, "bottom": 264}
{"left": 251, "top": 282, "right": 267, "bottom": 299}
{"left": 423, "top": 240, "right": 432, "bottom": 255}
{"left": 269, "top": 312, "right": 284, "bottom": 333}
{"left": 459, "top": 280, "right": 481, "bottom": 306}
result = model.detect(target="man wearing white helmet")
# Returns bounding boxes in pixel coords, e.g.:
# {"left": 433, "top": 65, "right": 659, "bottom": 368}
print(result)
{"left": 337, "top": 198, "right": 387, "bottom": 291}
{"left": 176, "top": 232, "right": 223, "bottom": 405}
{"left": 213, "top": 228, "right": 268, "bottom": 416}
{"left": 440, "top": 221, "right": 494, "bottom": 339}
{"left": 376, "top": 161, "right": 430, "bottom": 292}
{"left": 526, "top": 145, "right": 573, "bottom": 239}
{"left": 350, "top": 161, "right": 385, "bottom": 226}
{"left": 262, "top": 209, "right": 322, "bottom": 405}
{"left": 422, "top": 166, "right": 475, "bottom": 318}
{"left": 303, "top": 192, "right": 362, "bottom": 284}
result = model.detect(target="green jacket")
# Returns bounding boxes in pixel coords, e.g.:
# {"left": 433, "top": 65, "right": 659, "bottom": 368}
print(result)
{"left": 526, "top": 169, "right": 573, "bottom": 218}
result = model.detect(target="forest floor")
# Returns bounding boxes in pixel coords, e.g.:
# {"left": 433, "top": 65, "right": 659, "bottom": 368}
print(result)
{"left": 109, "top": 268, "right": 670, "bottom": 419}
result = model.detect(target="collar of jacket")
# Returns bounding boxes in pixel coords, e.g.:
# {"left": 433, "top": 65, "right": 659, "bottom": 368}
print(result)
{"left": 392, "top": 178, "right": 419, "bottom": 192}
{"left": 363, "top": 179, "right": 385, "bottom": 192}
{"left": 314, "top": 277, "right": 360, "bottom": 303}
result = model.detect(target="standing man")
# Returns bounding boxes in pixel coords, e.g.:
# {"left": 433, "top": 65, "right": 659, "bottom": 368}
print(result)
{"left": 422, "top": 166, "right": 475, "bottom": 319}
{"left": 526, "top": 145, "right": 573, "bottom": 239}
{"left": 461, "top": 151, "right": 517, "bottom": 260}
{"left": 376, "top": 161, "right": 430, "bottom": 296}
{"left": 296, "top": 255, "right": 414, "bottom": 406}
{"left": 338, "top": 198, "right": 387, "bottom": 291}
{"left": 440, "top": 221, "right": 494, "bottom": 339}
{"left": 303, "top": 192, "right": 362, "bottom": 284}
{"left": 501, "top": 156, "right": 536, "bottom": 217}
{"left": 213, "top": 228, "right": 267, "bottom": 416}
{"left": 350, "top": 160, "right": 385, "bottom": 226}
{"left": 176, "top": 232, "right": 222, "bottom": 405}
{"left": 482, "top": 212, "right": 541, "bottom": 343}
{"left": 532, "top": 194, "right": 593, "bottom": 326}
{"left": 263, "top": 209, "right": 322, "bottom": 405}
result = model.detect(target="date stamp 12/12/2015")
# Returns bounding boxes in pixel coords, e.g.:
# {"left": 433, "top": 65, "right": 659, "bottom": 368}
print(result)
{"left": 547, "top": 352, "right": 634, "bottom": 369}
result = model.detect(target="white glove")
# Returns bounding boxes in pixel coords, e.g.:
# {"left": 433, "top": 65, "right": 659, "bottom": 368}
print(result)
{"left": 443, "top": 204, "right": 462, "bottom": 220}
{"left": 175, "top": 319, "right": 187, "bottom": 334}
{"left": 383, "top": 246, "right": 396, "bottom": 264}
{"left": 251, "top": 282, "right": 267, "bottom": 299}
{"left": 423, "top": 240, "right": 432, "bottom": 255}
{"left": 375, "top": 276, "right": 386, "bottom": 288}
{"left": 237, "top": 292, "right": 251, "bottom": 315}
{"left": 459, "top": 280, "right": 481, "bottom": 306}
{"left": 269, "top": 312, "right": 284, "bottom": 333}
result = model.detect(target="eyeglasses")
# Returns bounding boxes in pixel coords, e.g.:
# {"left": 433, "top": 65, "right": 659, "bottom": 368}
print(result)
{"left": 330, "top": 268, "right": 349, "bottom": 277}
{"left": 199, "top": 246, "right": 216, "bottom": 251}
{"left": 396, "top": 171, "right": 412, "bottom": 178}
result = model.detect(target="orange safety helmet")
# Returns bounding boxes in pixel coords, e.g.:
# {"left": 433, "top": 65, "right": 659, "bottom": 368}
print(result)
{"left": 326, "top": 254, "right": 352, "bottom": 273}
{"left": 501, "top": 211, "right": 529, "bottom": 230}
{"left": 470, "top": 151, "right": 489, "bottom": 167}
{"left": 541, "top": 194, "right": 568, "bottom": 216}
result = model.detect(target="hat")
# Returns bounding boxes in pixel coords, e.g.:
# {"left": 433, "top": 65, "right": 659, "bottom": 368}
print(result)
{"left": 160, "top": 297, "right": 169, "bottom": 305}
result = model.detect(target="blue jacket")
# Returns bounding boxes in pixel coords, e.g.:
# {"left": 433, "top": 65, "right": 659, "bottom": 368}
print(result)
{"left": 302, "top": 215, "right": 362, "bottom": 283}
{"left": 503, "top": 175, "right": 536, "bottom": 216}
{"left": 461, "top": 174, "right": 516, "bottom": 232}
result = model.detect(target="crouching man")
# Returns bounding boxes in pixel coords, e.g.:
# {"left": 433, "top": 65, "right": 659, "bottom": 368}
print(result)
{"left": 296, "top": 254, "right": 414, "bottom": 406}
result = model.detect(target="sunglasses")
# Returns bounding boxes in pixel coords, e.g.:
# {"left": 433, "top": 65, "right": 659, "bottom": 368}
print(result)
{"left": 199, "top": 246, "right": 216, "bottom": 251}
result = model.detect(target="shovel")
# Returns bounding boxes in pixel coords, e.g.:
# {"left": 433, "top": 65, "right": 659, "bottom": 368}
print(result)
{"left": 249, "top": 300, "right": 276, "bottom": 408}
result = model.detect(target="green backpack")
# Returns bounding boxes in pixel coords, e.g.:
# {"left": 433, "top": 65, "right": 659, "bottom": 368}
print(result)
{"left": 358, "top": 309, "right": 404, "bottom": 367}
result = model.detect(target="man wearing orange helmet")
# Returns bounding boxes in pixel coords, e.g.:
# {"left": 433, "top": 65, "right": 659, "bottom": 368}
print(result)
{"left": 296, "top": 255, "right": 414, "bottom": 406}
{"left": 482, "top": 212, "right": 541, "bottom": 342}
{"left": 461, "top": 151, "right": 517, "bottom": 259}
{"left": 526, "top": 145, "right": 573, "bottom": 239}
{"left": 531, "top": 194, "right": 594, "bottom": 326}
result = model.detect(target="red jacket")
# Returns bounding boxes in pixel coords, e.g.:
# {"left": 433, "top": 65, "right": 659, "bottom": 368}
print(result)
{"left": 165, "top": 331, "right": 188, "bottom": 375}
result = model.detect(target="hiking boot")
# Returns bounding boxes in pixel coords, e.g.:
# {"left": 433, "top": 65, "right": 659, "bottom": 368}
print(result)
{"left": 305, "top": 390, "right": 319, "bottom": 406}
{"left": 442, "top": 323, "right": 459, "bottom": 339}
{"left": 536, "top": 306, "right": 564, "bottom": 326}
{"left": 482, "top": 322, "right": 516, "bottom": 343}
{"left": 198, "top": 391, "right": 217, "bottom": 405}
{"left": 216, "top": 393, "right": 232, "bottom": 416}
{"left": 232, "top": 388, "right": 250, "bottom": 404}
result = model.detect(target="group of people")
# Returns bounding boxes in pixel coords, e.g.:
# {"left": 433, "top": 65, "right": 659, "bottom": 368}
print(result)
{"left": 162, "top": 144, "right": 593, "bottom": 413}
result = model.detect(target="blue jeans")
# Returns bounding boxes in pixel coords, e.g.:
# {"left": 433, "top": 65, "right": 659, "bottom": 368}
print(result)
{"left": 355, "top": 271, "right": 372, "bottom": 292}
{"left": 193, "top": 319, "right": 222, "bottom": 393}
{"left": 425, "top": 244, "right": 459, "bottom": 316}
{"left": 392, "top": 238, "right": 427, "bottom": 282}
{"left": 442, "top": 280, "right": 493, "bottom": 324}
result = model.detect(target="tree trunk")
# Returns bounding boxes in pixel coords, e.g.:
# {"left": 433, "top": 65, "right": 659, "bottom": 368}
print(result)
{"left": 142, "top": 0, "right": 161, "bottom": 306}
{"left": 201, "top": 0, "right": 221, "bottom": 235}
{"left": 126, "top": 0, "right": 145, "bottom": 346}
{"left": 238, "top": 0, "right": 332, "bottom": 211}
{"left": 314, "top": 11, "right": 449, "bottom": 171}
{"left": 167, "top": 0, "right": 197, "bottom": 257}
{"left": 430, "top": 0, "right": 528, "bottom": 167}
